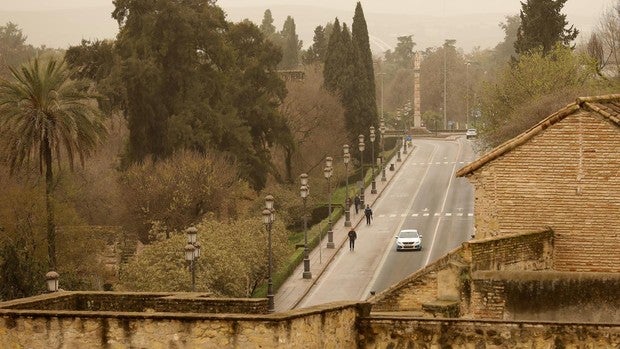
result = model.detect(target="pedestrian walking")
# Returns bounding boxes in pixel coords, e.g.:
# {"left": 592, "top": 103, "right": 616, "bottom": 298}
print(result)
{"left": 354, "top": 195, "right": 361, "bottom": 214}
{"left": 348, "top": 228, "right": 357, "bottom": 251}
{"left": 364, "top": 204, "right": 373, "bottom": 225}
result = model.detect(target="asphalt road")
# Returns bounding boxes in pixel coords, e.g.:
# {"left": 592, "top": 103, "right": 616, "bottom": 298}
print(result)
{"left": 298, "top": 136, "right": 477, "bottom": 308}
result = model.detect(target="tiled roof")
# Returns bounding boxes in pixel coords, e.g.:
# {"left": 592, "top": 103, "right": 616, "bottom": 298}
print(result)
{"left": 456, "top": 94, "right": 620, "bottom": 177}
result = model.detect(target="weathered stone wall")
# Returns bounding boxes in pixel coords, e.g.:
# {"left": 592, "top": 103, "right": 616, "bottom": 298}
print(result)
{"left": 360, "top": 316, "right": 620, "bottom": 348}
{"left": 0, "top": 292, "right": 267, "bottom": 314}
{"left": 465, "top": 230, "right": 554, "bottom": 271}
{"left": 470, "top": 271, "right": 620, "bottom": 322}
{"left": 371, "top": 247, "right": 467, "bottom": 314}
{"left": 0, "top": 301, "right": 365, "bottom": 349}
{"left": 469, "top": 112, "right": 620, "bottom": 272}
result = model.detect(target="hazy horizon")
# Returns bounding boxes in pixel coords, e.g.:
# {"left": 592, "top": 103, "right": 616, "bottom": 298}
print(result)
{"left": 0, "top": 0, "right": 614, "bottom": 53}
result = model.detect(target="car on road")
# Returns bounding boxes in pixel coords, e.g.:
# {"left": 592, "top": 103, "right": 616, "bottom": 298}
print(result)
{"left": 466, "top": 128, "right": 477, "bottom": 139}
{"left": 395, "top": 229, "right": 422, "bottom": 251}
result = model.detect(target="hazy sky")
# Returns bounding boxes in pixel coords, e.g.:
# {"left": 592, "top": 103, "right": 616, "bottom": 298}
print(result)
{"left": 1, "top": 0, "right": 615, "bottom": 51}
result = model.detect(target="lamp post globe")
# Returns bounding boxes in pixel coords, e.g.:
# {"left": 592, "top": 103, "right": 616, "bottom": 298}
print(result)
{"left": 45, "top": 271, "right": 59, "bottom": 293}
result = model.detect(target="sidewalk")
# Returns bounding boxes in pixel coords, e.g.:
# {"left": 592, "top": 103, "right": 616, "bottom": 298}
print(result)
{"left": 274, "top": 143, "right": 413, "bottom": 312}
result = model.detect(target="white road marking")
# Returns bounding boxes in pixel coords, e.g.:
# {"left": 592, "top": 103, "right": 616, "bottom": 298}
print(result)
{"left": 400, "top": 214, "right": 407, "bottom": 217}
{"left": 424, "top": 138, "right": 465, "bottom": 266}
{"left": 423, "top": 213, "right": 430, "bottom": 217}
{"left": 468, "top": 213, "right": 474, "bottom": 217}
{"left": 434, "top": 213, "right": 440, "bottom": 217}
{"left": 363, "top": 143, "right": 439, "bottom": 299}
{"left": 445, "top": 213, "right": 452, "bottom": 216}
{"left": 457, "top": 213, "right": 463, "bottom": 217}
{"left": 412, "top": 213, "right": 419, "bottom": 217}
{"left": 389, "top": 214, "right": 397, "bottom": 218}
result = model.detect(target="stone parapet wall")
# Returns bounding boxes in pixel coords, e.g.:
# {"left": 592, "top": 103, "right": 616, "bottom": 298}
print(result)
{"left": 0, "top": 292, "right": 267, "bottom": 314}
{"left": 465, "top": 230, "right": 554, "bottom": 271}
{"left": 0, "top": 300, "right": 366, "bottom": 348}
{"left": 371, "top": 247, "right": 467, "bottom": 313}
{"left": 470, "top": 271, "right": 620, "bottom": 322}
{"left": 360, "top": 316, "right": 620, "bottom": 348}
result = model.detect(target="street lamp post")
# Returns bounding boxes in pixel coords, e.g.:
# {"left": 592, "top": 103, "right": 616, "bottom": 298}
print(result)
{"left": 358, "top": 134, "right": 365, "bottom": 207}
{"left": 343, "top": 145, "right": 352, "bottom": 227}
{"left": 324, "top": 157, "right": 335, "bottom": 249}
{"left": 370, "top": 126, "right": 377, "bottom": 194}
{"left": 184, "top": 226, "right": 201, "bottom": 292}
{"left": 380, "top": 120, "right": 386, "bottom": 182}
{"left": 299, "top": 175, "right": 312, "bottom": 279}
{"left": 262, "top": 195, "right": 275, "bottom": 312}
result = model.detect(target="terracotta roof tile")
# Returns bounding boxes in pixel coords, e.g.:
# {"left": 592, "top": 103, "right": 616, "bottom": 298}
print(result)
{"left": 456, "top": 94, "right": 620, "bottom": 177}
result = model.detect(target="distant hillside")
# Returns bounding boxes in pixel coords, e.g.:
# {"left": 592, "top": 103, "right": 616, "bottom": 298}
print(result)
{"left": 0, "top": 4, "right": 596, "bottom": 54}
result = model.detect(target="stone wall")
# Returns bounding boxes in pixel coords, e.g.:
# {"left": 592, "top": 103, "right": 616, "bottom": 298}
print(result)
{"left": 360, "top": 316, "right": 620, "bottom": 348}
{"left": 470, "top": 271, "right": 620, "bottom": 322}
{"left": 0, "top": 299, "right": 366, "bottom": 348}
{"left": 370, "top": 247, "right": 468, "bottom": 314}
{"left": 468, "top": 112, "right": 620, "bottom": 272}
{"left": 0, "top": 292, "right": 267, "bottom": 314}
{"left": 465, "top": 230, "right": 554, "bottom": 271}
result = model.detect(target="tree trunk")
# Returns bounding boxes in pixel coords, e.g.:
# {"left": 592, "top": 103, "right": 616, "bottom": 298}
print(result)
{"left": 43, "top": 138, "right": 57, "bottom": 271}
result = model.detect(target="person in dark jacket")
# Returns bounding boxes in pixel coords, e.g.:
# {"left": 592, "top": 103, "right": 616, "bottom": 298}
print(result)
{"left": 348, "top": 228, "right": 357, "bottom": 251}
{"left": 354, "top": 195, "right": 361, "bottom": 214}
{"left": 364, "top": 205, "right": 373, "bottom": 225}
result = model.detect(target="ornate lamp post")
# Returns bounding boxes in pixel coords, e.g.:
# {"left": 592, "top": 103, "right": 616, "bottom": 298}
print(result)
{"left": 262, "top": 195, "right": 275, "bottom": 312}
{"left": 184, "top": 226, "right": 201, "bottom": 292}
{"left": 300, "top": 174, "right": 312, "bottom": 279}
{"left": 358, "top": 134, "right": 365, "bottom": 207}
{"left": 343, "top": 145, "right": 352, "bottom": 227}
{"left": 324, "top": 157, "right": 335, "bottom": 249}
{"left": 370, "top": 126, "right": 377, "bottom": 194}
{"left": 380, "top": 120, "right": 387, "bottom": 181}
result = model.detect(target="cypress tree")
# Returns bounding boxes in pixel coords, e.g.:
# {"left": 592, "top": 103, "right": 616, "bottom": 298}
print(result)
{"left": 514, "top": 0, "right": 578, "bottom": 56}
{"left": 323, "top": 18, "right": 342, "bottom": 92}
{"left": 279, "top": 16, "right": 302, "bottom": 69}
{"left": 260, "top": 9, "right": 276, "bottom": 37}
{"left": 352, "top": 2, "right": 378, "bottom": 124}
{"left": 340, "top": 23, "right": 366, "bottom": 139}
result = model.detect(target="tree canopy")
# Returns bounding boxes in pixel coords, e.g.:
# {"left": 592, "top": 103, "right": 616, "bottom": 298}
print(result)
{"left": 102, "top": 0, "right": 293, "bottom": 190}
{"left": 515, "top": 0, "right": 579, "bottom": 56}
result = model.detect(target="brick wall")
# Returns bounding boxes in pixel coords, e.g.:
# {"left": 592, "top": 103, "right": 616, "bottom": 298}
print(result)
{"left": 470, "top": 271, "right": 620, "bottom": 322}
{"left": 360, "top": 316, "right": 620, "bottom": 348}
{"left": 466, "top": 230, "right": 554, "bottom": 271}
{"left": 469, "top": 112, "right": 620, "bottom": 272}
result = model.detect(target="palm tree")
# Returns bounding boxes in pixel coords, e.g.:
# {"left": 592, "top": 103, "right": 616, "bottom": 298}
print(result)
{"left": 0, "top": 56, "right": 106, "bottom": 271}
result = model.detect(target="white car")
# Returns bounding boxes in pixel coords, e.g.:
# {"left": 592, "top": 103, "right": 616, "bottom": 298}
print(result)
{"left": 395, "top": 229, "right": 422, "bottom": 251}
{"left": 466, "top": 128, "right": 478, "bottom": 139}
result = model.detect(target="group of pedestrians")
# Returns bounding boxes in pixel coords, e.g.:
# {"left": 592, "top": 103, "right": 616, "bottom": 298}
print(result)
{"left": 352, "top": 194, "right": 373, "bottom": 224}
{"left": 348, "top": 194, "right": 373, "bottom": 251}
